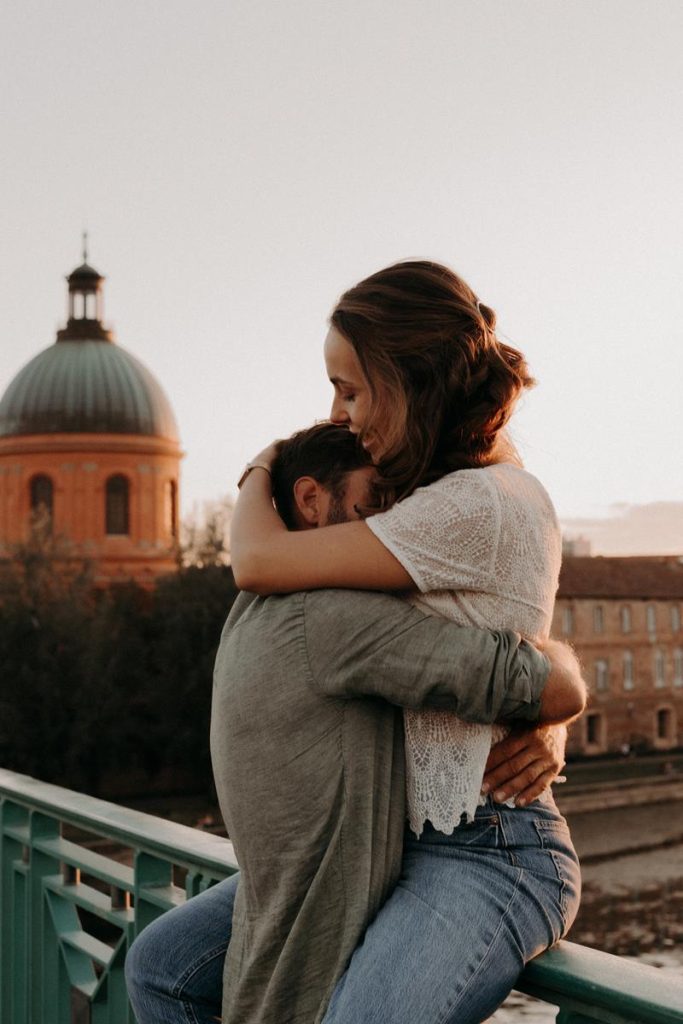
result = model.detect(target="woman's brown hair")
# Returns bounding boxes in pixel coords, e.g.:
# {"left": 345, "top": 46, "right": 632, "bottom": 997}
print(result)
{"left": 330, "top": 260, "right": 535, "bottom": 507}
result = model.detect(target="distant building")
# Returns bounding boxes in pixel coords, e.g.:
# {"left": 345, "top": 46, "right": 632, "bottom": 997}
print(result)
{"left": 553, "top": 556, "right": 683, "bottom": 757}
{"left": 0, "top": 249, "right": 182, "bottom": 583}
{"left": 562, "top": 535, "right": 592, "bottom": 557}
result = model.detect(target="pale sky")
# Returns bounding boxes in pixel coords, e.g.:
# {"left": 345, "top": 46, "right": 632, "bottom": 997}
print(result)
{"left": 1, "top": 1, "right": 682, "bottom": 549}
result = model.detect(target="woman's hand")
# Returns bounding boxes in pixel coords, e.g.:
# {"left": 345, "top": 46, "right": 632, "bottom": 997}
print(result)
{"left": 481, "top": 723, "right": 567, "bottom": 807}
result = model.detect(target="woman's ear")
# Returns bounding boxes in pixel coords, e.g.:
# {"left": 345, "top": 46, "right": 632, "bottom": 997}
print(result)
{"left": 291, "top": 477, "right": 323, "bottom": 528}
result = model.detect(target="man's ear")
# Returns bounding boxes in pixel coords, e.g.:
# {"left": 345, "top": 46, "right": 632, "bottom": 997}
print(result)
{"left": 292, "top": 476, "right": 323, "bottom": 528}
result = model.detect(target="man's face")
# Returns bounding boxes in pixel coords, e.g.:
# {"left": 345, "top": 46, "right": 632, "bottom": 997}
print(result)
{"left": 320, "top": 466, "right": 377, "bottom": 527}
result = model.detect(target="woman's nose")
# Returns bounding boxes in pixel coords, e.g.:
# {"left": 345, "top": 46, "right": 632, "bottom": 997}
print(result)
{"left": 330, "top": 397, "right": 349, "bottom": 424}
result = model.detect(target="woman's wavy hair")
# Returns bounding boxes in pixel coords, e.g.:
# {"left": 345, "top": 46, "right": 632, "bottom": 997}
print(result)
{"left": 330, "top": 260, "right": 535, "bottom": 507}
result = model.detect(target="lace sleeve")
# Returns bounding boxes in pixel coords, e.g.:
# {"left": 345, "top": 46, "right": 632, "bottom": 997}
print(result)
{"left": 365, "top": 469, "right": 501, "bottom": 594}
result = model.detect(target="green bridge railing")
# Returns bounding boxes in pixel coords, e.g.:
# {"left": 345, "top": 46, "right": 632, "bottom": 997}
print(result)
{"left": 1, "top": 768, "right": 682, "bottom": 1024}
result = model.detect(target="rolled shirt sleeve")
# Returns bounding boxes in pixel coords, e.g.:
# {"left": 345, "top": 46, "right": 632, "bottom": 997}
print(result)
{"left": 301, "top": 590, "right": 548, "bottom": 724}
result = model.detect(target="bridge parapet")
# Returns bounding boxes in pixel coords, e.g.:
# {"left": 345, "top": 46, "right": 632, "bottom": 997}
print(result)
{"left": 1, "top": 768, "right": 681, "bottom": 1024}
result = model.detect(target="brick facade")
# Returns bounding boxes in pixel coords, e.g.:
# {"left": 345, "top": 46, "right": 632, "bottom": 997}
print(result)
{"left": 552, "top": 557, "right": 683, "bottom": 757}
{"left": 0, "top": 431, "right": 181, "bottom": 583}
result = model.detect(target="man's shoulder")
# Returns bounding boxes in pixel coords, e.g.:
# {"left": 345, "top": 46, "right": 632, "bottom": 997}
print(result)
{"left": 225, "top": 589, "right": 422, "bottom": 646}
{"left": 225, "top": 589, "right": 304, "bottom": 628}
{"left": 301, "top": 589, "right": 426, "bottom": 651}
{"left": 301, "top": 589, "right": 408, "bottom": 614}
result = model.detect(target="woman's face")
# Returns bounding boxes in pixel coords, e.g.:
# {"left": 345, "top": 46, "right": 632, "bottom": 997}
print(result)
{"left": 324, "top": 326, "right": 378, "bottom": 457}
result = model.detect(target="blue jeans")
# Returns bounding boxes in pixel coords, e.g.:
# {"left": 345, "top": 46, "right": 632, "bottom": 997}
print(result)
{"left": 126, "top": 798, "right": 580, "bottom": 1024}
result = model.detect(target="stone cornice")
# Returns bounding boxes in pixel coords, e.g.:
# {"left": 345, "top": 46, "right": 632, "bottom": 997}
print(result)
{"left": 0, "top": 433, "right": 183, "bottom": 459}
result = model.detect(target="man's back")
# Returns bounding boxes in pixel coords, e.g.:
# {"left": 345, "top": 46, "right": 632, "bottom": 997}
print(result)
{"left": 211, "top": 589, "right": 406, "bottom": 1024}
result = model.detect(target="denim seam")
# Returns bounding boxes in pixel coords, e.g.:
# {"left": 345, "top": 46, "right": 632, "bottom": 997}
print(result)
{"left": 496, "top": 809, "right": 517, "bottom": 866}
{"left": 550, "top": 851, "right": 569, "bottom": 918}
{"left": 533, "top": 821, "right": 570, "bottom": 919}
{"left": 182, "top": 994, "right": 211, "bottom": 1024}
{"left": 435, "top": 866, "right": 524, "bottom": 1024}
{"left": 172, "top": 942, "right": 230, "bottom": 999}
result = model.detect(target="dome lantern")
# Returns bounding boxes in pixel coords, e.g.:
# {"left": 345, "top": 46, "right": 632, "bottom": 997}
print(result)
{"left": 0, "top": 248, "right": 179, "bottom": 441}
{"left": 57, "top": 233, "right": 111, "bottom": 342}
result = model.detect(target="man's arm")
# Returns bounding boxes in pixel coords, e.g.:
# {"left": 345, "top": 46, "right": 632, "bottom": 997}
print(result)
{"left": 302, "top": 590, "right": 582, "bottom": 724}
{"left": 532, "top": 639, "right": 586, "bottom": 724}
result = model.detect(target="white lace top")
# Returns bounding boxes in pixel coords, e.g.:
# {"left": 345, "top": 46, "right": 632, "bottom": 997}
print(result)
{"left": 366, "top": 462, "right": 561, "bottom": 835}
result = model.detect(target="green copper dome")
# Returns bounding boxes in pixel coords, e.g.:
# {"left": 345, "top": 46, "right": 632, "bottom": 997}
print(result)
{"left": 0, "top": 340, "right": 179, "bottom": 441}
{"left": 0, "top": 254, "right": 179, "bottom": 442}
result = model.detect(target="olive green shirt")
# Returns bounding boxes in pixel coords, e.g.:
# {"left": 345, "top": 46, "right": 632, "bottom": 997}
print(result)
{"left": 210, "top": 589, "right": 549, "bottom": 1024}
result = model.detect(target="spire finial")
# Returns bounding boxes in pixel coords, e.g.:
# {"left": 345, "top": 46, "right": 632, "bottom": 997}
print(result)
{"left": 82, "top": 230, "right": 88, "bottom": 263}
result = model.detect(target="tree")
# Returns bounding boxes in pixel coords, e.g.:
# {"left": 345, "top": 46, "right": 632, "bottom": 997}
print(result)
{"left": 180, "top": 496, "right": 233, "bottom": 567}
{"left": 0, "top": 537, "right": 240, "bottom": 799}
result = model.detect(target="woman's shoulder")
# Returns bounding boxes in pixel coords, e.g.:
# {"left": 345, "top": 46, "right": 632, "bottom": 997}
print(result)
{"left": 424, "top": 462, "right": 551, "bottom": 502}
{"left": 421, "top": 464, "right": 559, "bottom": 532}
{"left": 399, "top": 465, "right": 501, "bottom": 519}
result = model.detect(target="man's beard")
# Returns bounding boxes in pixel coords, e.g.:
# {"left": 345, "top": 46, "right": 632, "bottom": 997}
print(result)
{"left": 326, "top": 485, "right": 350, "bottom": 526}
{"left": 325, "top": 493, "right": 350, "bottom": 528}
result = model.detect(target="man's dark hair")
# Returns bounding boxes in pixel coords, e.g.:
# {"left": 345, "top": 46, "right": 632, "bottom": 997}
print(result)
{"left": 271, "top": 423, "right": 372, "bottom": 529}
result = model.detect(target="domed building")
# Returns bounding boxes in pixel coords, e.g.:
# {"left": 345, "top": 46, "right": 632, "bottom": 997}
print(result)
{"left": 0, "top": 251, "right": 182, "bottom": 582}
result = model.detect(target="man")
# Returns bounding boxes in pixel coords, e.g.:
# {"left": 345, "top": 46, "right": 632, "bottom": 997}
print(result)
{"left": 126, "top": 424, "right": 583, "bottom": 1024}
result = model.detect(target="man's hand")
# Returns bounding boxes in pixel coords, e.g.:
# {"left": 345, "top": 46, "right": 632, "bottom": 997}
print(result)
{"left": 482, "top": 723, "right": 567, "bottom": 807}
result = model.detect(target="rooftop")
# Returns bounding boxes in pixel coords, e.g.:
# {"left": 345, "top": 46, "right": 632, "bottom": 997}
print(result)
{"left": 558, "top": 556, "right": 683, "bottom": 600}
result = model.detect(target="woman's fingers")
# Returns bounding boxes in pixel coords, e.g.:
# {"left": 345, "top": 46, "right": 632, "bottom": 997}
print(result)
{"left": 483, "top": 753, "right": 544, "bottom": 801}
{"left": 484, "top": 729, "right": 533, "bottom": 773}
{"left": 513, "top": 770, "right": 558, "bottom": 807}
{"left": 492, "top": 759, "right": 548, "bottom": 804}
{"left": 482, "top": 724, "right": 566, "bottom": 803}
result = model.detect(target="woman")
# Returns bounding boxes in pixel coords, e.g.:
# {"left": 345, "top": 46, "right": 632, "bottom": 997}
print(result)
{"left": 231, "top": 260, "right": 581, "bottom": 1023}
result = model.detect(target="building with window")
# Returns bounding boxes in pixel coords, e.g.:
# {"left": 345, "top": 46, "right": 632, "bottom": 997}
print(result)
{"left": 553, "top": 556, "right": 683, "bottom": 757}
{"left": 0, "top": 252, "right": 182, "bottom": 583}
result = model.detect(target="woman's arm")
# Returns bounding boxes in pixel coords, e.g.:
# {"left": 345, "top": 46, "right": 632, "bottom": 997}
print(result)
{"left": 230, "top": 467, "right": 412, "bottom": 594}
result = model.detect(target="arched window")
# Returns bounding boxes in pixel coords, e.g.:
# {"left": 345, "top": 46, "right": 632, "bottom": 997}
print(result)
{"left": 29, "top": 474, "right": 53, "bottom": 533}
{"left": 106, "top": 475, "right": 129, "bottom": 535}
{"left": 654, "top": 649, "right": 666, "bottom": 688}
{"left": 623, "top": 650, "right": 634, "bottom": 690}
{"left": 562, "top": 605, "right": 574, "bottom": 636}
{"left": 593, "top": 605, "right": 604, "bottom": 633}
{"left": 30, "top": 474, "right": 53, "bottom": 514}
{"left": 646, "top": 604, "right": 657, "bottom": 634}
{"left": 672, "top": 606, "right": 681, "bottom": 633}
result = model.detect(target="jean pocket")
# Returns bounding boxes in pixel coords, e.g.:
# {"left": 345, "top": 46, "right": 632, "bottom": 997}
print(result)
{"left": 449, "top": 814, "right": 501, "bottom": 849}
{"left": 409, "top": 815, "right": 502, "bottom": 854}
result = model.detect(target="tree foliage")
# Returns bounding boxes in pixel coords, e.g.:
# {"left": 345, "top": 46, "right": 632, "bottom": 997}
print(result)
{"left": 180, "top": 496, "right": 233, "bottom": 567}
{"left": 0, "top": 549, "right": 239, "bottom": 800}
